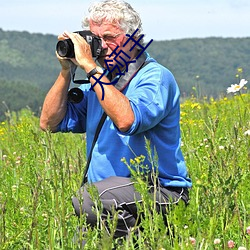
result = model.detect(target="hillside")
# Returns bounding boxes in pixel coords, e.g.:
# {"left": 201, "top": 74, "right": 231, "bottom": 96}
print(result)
{"left": 0, "top": 28, "right": 249, "bottom": 120}
{"left": 147, "top": 37, "right": 250, "bottom": 97}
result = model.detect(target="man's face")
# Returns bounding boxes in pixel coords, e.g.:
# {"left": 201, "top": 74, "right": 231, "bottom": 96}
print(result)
{"left": 89, "top": 19, "right": 135, "bottom": 71}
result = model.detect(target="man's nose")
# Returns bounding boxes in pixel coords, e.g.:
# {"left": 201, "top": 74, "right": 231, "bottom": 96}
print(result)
{"left": 101, "top": 38, "right": 108, "bottom": 49}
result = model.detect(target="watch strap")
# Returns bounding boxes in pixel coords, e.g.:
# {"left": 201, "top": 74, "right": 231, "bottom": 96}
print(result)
{"left": 87, "top": 68, "right": 98, "bottom": 79}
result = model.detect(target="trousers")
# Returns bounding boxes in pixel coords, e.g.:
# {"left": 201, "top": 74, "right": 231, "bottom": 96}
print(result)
{"left": 72, "top": 176, "right": 189, "bottom": 238}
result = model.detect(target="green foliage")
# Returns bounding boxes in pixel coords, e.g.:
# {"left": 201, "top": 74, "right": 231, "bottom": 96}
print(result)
{"left": 0, "top": 93, "right": 249, "bottom": 249}
{"left": 0, "top": 29, "right": 250, "bottom": 120}
{"left": 0, "top": 28, "right": 60, "bottom": 89}
{"left": 0, "top": 79, "right": 46, "bottom": 121}
{"left": 147, "top": 37, "right": 250, "bottom": 98}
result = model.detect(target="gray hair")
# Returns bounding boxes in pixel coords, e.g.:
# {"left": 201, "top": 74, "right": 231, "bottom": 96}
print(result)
{"left": 82, "top": 0, "right": 143, "bottom": 41}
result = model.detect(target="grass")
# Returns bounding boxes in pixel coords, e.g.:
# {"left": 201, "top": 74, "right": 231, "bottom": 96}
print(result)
{"left": 0, "top": 92, "right": 249, "bottom": 249}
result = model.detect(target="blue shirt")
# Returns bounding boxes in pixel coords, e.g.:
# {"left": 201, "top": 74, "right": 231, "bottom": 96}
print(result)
{"left": 57, "top": 55, "right": 192, "bottom": 188}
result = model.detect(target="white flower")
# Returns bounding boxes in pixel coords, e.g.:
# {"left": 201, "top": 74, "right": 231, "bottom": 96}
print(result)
{"left": 244, "top": 130, "right": 250, "bottom": 136}
{"left": 227, "top": 79, "right": 248, "bottom": 93}
{"left": 238, "top": 247, "right": 246, "bottom": 250}
{"left": 214, "top": 238, "right": 221, "bottom": 244}
{"left": 20, "top": 207, "right": 25, "bottom": 214}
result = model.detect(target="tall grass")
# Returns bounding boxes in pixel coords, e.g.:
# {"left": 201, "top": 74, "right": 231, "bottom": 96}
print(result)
{"left": 0, "top": 93, "right": 249, "bottom": 249}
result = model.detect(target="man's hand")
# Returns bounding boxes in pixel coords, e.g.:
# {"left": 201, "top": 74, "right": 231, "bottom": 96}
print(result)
{"left": 56, "top": 33, "right": 79, "bottom": 71}
{"left": 62, "top": 31, "right": 96, "bottom": 73}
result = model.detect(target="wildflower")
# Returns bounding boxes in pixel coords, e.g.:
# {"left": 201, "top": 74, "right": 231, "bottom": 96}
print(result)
{"left": 228, "top": 240, "right": 235, "bottom": 248}
{"left": 20, "top": 207, "right": 25, "bottom": 214}
{"left": 246, "top": 226, "right": 250, "bottom": 235}
{"left": 214, "top": 238, "right": 221, "bottom": 244}
{"left": 196, "top": 180, "right": 202, "bottom": 185}
{"left": 12, "top": 185, "right": 17, "bottom": 192}
{"left": 189, "top": 237, "right": 196, "bottom": 246}
{"left": 227, "top": 79, "right": 248, "bottom": 93}
{"left": 238, "top": 247, "right": 246, "bottom": 250}
{"left": 191, "top": 103, "right": 201, "bottom": 109}
{"left": 42, "top": 213, "right": 48, "bottom": 221}
{"left": 244, "top": 130, "right": 250, "bottom": 136}
{"left": 237, "top": 67, "right": 243, "bottom": 73}
{"left": 130, "top": 159, "right": 135, "bottom": 165}
{"left": 218, "top": 145, "right": 224, "bottom": 150}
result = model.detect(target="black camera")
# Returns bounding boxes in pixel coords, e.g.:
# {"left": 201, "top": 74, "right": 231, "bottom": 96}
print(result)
{"left": 56, "top": 30, "right": 102, "bottom": 58}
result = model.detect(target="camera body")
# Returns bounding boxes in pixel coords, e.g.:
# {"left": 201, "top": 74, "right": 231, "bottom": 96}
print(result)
{"left": 56, "top": 30, "right": 102, "bottom": 58}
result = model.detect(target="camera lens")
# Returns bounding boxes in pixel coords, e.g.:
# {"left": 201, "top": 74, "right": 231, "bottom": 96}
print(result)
{"left": 56, "top": 39, "right": 75, "bottom": 58}
{"left": 68, "top": 88, "right": 84, "bottom": 103}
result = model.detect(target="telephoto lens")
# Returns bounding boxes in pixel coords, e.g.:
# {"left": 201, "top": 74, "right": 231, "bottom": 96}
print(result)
{"left": 56, "top": 39, "right": 75, "bottom": 58}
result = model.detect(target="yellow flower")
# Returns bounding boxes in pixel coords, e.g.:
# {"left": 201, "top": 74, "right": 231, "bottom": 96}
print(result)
{"left": 191, "top": 103, "right": 201, "bottom": 109}
{"left": 237, "top": 67, "right": 243, "bottom": 73}
{"left": 130, "top": 159, "right": 135, "bottom": 165}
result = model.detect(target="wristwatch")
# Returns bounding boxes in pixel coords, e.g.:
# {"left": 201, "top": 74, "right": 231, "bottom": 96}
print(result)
{"left": 87, "top": 66, "right": 104, "bottom": 79}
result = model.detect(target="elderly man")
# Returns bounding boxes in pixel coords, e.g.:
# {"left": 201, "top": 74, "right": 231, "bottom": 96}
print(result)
{"left": 40, "top": 0, "right": 192, "bottom": 242}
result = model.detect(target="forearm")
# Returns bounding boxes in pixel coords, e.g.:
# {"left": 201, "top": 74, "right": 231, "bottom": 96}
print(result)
{"left": 59, "top": 31, "right": 135, "bottom": 132}
{"left": 40, "top": 70, "right": 71, "bottom": 132}
{"left": 90, "top": 75, "right": 134, "bottom": 132}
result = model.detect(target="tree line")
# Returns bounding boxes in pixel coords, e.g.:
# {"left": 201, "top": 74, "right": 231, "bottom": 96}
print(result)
{"left": 0, "top": 28, "right": 249, "bottom": 120}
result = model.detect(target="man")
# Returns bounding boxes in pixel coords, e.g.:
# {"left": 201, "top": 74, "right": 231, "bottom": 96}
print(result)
{"left": 40, "top": 0, "right": 192, "bottom": 242}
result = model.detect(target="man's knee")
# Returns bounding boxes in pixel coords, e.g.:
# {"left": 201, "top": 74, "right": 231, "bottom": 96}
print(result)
{"left": 72, "top": 187, "right": 97, "bottom": 225}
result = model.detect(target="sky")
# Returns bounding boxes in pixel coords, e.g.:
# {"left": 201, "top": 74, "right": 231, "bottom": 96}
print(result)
{"left": 0, "top": 0, "right": 250, "bottom": 41}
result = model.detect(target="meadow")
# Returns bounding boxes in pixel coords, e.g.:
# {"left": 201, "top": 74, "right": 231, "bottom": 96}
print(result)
{"left": 0, "top": 89, "right": 249, "bottom": 249}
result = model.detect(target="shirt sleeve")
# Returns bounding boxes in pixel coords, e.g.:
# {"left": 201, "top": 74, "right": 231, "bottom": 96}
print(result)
{"left": 119, "top": 63, "right": 180, "bottom": 135}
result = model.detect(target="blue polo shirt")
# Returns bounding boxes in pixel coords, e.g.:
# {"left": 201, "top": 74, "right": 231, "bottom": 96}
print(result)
{"left": 57, "top": 55, "right": 192, "bottom": 188}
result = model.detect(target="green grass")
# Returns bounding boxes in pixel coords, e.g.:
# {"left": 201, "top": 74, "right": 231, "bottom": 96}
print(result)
{"left": 0, "top": 93, "right": 249, "bottom": 249}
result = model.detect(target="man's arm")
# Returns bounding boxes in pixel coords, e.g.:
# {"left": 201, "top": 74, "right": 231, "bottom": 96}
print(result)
{"left": 40, "top": 65, "right": 71, "bottom": 132}
{"left": 65, "top": 31, "right": 135, "bottom": 132}
{"left": 89, "top": 74, "right": 134, "bottom": 132}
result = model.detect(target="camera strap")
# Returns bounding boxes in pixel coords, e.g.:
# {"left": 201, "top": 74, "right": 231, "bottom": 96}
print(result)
{"left": 81, "top": 51, "right": 151, "bottom": 186}
{"left": 81, "top": 111, "right": 107, "bottom": 186}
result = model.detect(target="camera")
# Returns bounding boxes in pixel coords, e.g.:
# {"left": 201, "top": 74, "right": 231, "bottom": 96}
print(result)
{"left": 56, "top": 30, "right": 102, "bottom": 58}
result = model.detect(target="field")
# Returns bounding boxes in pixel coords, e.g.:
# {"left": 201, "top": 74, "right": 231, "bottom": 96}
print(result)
{"left": 0, "top": 90, "right": 249, "bottom": 249}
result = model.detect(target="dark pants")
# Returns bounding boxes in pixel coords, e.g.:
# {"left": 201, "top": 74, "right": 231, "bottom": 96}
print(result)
{"left": 72, "top": 176, "right": 189, "bottom": 238}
